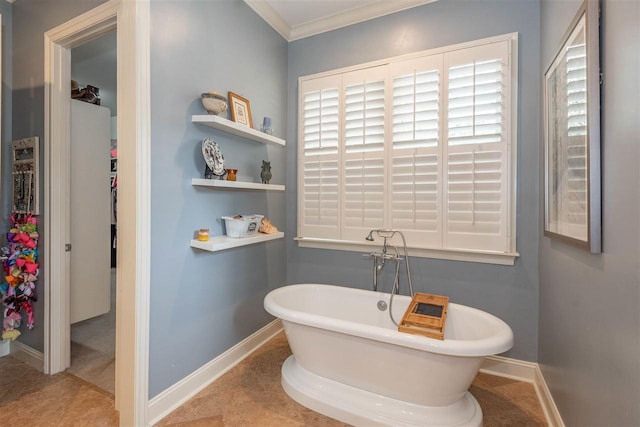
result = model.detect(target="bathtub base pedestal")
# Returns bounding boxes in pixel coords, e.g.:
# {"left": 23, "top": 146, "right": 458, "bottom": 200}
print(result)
{"left": 281, "top": 356, "right": 483, "bottom": 427}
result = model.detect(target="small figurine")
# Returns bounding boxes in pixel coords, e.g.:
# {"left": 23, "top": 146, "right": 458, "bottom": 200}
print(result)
{"left": 260, "top": 160, "right": 272, "bottom": 184}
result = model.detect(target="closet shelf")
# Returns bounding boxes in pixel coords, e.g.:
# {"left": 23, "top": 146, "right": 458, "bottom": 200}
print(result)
{"left": 192, "top": 115, "right": 285, "bottom": 147}
{"left": 190, "top": 232, "right": 284, "bottom": 252}
{"left": 192, "top": 178, "right": 284, "bottom": 191}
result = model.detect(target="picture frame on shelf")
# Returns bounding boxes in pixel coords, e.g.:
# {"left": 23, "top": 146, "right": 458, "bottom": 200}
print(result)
{"left": 228, "top": 91, "right": 253, "bottom": 128}
{"left": 543, "top": 0, "right": 601, "bottom": 253}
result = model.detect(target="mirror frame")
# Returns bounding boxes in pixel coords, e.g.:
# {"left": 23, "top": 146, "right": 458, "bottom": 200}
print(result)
{"left": 543, "top": 0, "right": 601, "bottom": 253}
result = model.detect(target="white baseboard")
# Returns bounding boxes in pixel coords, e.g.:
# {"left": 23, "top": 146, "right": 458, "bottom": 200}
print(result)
{"left": 480, "top": 355, "right": 537, "bottom": 382}
{"left": 10, "top": 340, "right": 45, "bottom": 372}
{"left": 480, "top": 355, "right": 564, "bottom": 427}
{"left": 148, "top": 319, "right": 283, "bottom": 426}
{"left": 534, "top": 364, "right": 565, "bottom": 427}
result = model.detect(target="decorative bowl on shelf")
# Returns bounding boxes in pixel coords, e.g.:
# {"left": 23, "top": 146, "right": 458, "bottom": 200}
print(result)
{"left": 201, "top": 92, "right": 228, "bottom": 115}
{"left": 222, "top": 214, "right": 264, "bottom": 238}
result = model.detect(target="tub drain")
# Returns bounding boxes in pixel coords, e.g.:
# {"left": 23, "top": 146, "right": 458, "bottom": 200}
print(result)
{"left": 377, "top": 300, "right": 388, "bottom": 311}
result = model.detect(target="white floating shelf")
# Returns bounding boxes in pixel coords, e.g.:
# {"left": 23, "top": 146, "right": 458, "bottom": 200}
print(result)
{"left": 192, "top": 115, "right": 286, "bottom": 147}
{"left": 191, "top": 232, "right": 284, "bottom": 252}
{"left": 192, "top": 178, "right": 285, "bottom": 191}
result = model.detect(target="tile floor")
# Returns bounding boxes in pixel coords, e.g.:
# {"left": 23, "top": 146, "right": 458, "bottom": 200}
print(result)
{"left": 67, "top": 268, "right": 117, "bottom": 394}
{"left": 0, "top": 332, "right": 547, "bottom": 426}
{"left": 0, "top": 355, "right": 118, "bottom": 427}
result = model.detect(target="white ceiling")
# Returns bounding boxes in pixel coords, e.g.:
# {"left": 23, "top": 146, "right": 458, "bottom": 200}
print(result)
{"left": 244, "top": 0, "right": 437, "bottom": 41}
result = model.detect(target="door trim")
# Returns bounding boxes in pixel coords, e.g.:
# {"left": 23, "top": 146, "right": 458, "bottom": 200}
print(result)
{"left": 43, "top": 1, "right": 151, "bottom": 425}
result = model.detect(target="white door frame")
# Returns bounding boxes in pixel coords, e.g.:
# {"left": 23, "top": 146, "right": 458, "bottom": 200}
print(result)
{"left": 43, "top": 1, "right": 151, "bottom": 425}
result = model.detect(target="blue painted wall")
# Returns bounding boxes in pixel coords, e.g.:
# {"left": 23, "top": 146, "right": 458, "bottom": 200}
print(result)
{"left": 148, "top": 0, "right": 287, "bottom": 398}
{"left": 10, "top": 0, "right": 108, "bottom": 353}
{"left": 286, "top": 0, "right": 541, "bottom": 361}
{"left": 539, "top": 0, "right": 640, "bottom": 425}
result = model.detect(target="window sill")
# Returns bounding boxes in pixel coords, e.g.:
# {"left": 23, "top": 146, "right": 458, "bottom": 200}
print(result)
{"left": 294, "top": 237, "right": 519, "bottom": 266}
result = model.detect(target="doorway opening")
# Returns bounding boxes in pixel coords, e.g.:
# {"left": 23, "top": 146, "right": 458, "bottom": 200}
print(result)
{"left": 65, "top": 31, "right": 117, "bottom": 394}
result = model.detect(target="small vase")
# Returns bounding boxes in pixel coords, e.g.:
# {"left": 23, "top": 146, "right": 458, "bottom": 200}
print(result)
{"left": 261, "top": 117, "right": 273, "bottom": 135}
{"left": 226, "top": 169, "right": 238, "bottom": 181}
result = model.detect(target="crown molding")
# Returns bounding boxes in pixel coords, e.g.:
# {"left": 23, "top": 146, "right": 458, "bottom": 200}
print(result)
{"left": 244, "top": 0, "right": 438, "bottom": 42}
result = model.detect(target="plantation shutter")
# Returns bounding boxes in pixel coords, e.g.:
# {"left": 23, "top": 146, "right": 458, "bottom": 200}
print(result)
{"left": 389, "top": 55, "right": 443, "bottom": 248}
{"left": 341, "top": 67, "right": 387, "bottom": 241}
{"left": 444, "top": 41, "right": 511, "bottom": 252}
{"left": 299, "top": 75, "right": 341, "bottom": 240}
{"left": 297, "top": 34, "right": 517, "bottom": 260}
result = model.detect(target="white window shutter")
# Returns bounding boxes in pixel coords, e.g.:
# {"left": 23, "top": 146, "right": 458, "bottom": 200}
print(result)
{"left": 298, "top": 76, "right": 341, "bottom": 240}
{"left": 444, "top": 41, "right": 511, "bottom": 252}
{"left": 297, "top": 34, "right": 518, "bottom": 259}
{"left": 340, "top": 66, "right": 387, "bottom": 241}
{"left": 389, "top": 55, "right": 443, "bottom": 248}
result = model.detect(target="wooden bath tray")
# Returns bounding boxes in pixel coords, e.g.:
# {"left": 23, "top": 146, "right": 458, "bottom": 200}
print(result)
{"left": 398, "top": 293, "right": 449, "bottom": 340}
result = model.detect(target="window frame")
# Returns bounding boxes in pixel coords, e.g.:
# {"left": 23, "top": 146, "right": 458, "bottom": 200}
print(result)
{"left": 296, "top": 33, "right": 519, "bottom": 265}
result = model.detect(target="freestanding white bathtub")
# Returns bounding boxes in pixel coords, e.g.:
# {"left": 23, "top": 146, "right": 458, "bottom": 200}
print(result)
{"left": 264, "top": 284, "right": 514, "bottom": 427}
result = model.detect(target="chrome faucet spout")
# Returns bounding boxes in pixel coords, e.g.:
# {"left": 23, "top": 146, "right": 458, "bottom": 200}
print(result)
{"left": 364, "top": 228, "right": 414, "bottom": 298}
